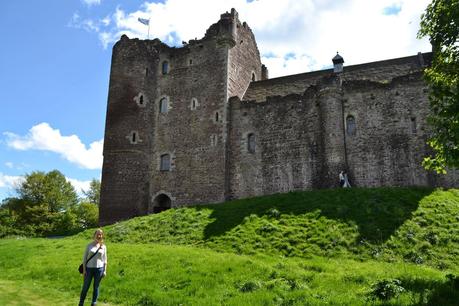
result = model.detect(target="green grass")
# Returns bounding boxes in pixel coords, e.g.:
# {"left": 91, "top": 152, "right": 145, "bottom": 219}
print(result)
{"left": 2, "top": 187, "right": 459, "bottom": 305}
{"left": 0, "top": 238, "right": 457, "bottom": 305}
{"left": 78, "top": 187, "right": 459, "bottom": 270}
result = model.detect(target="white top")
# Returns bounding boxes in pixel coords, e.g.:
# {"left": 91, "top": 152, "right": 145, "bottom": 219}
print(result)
{"left": 82, "top": 243, "right": 107, "bottom": 269}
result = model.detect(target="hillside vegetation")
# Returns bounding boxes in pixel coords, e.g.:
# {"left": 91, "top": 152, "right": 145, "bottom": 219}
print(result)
{"left": 80, "top": 187, "right": 459, "bottom": 270}
{"left": 1, "top": 187, "right": 459, "bottom": 305}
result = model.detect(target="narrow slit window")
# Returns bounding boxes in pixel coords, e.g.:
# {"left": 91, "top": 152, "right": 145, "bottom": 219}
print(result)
{"left": 252, "top": 72, "right": 256, "bottom": 81}
{"left": 162, "top": 61, "right": 169, "bottom": 75}
{"left": 248, "top": 133, "right": 256, "bottom": 153}
{"left": 160, "top": 98, "right": 168, "bottom": 113}
{"left": 346, "top": 115, "right": 356, "bottom": 136}
{"left": 411, "top": 117, "right": 417, "bottom": 134}
{"left": 145, "top": 68, "right": 149, "bottom": 76}
{"left": 189, "top": 59, "right": 193, "bottom": 65}
{"left": 215, "top": 112, "right": 219, "bottom": 122}
{"left": 132, "top": 132, "right": 137, "bottom": 143}
{"left": 160, "top": 154, "right": 170, "bottom": 171}
{"left": 191, "top": 98, "right": 197, "bottom": 110}
{"left": 139, "top": 95, "right": 144, "bottom": 105}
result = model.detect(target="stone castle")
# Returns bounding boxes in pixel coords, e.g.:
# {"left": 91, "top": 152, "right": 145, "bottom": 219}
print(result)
{"left": 100, "top": 9, "right": 458, "bottom": 225}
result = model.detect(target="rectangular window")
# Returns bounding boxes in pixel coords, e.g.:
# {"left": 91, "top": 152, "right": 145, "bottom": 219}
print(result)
{"left": 248, "top": 133, "right": 256, "bottom": 153}
{"left": 160, "top": 154, "right": 170, "bottom": 171}
{"left": 160, "top": 98, "right": 168, "bottom": 113}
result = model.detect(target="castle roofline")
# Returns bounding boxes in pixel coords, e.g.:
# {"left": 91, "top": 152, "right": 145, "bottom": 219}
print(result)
{"left": 253, "top": 52, "right": 432, "bottom": 86}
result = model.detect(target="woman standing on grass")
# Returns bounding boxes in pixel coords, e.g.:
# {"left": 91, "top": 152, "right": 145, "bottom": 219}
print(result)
{"left": 79, "top": 228, "right": 108, "bottom": 306}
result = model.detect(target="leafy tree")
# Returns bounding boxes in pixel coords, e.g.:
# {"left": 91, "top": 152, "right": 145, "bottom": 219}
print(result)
{"left": 73, "top": 202, "right": 99, "bottom": 229}
{"left": 83, "top": 178, "right": 101, "bottom": 205}
{"left": 17, "top": 170, "right": 78, "bottom": 213}
{"left": 418, "top": 0, "right": 459, "bottom": 173}
{"left": 4, "top": 170, "right": 79, "bottom": 236}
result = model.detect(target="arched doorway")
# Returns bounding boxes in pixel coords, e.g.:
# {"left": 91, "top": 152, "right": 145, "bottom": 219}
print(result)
{"left": 152, "top": 194, "right": 171, "bottom": 213}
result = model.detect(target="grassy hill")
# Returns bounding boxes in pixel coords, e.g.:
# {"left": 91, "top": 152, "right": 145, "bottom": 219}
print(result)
{"left": 79, "top": 187, "right": 459, "bottom": 270}
{"left": 1, "top": 187, "right": 459, "bottom": 305}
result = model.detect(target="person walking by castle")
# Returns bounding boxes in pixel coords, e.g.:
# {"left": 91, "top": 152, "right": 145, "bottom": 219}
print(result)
{"left": 79, "top": 228, "right": 108, "bottom": 306}
{"left": 339, "top": 170, "right": 351, "bottom": 188}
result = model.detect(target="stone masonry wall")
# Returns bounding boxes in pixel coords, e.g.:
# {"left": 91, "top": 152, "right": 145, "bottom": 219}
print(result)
{"left": 149, "top": 37, "right": 230, "bottom": 208}
{"left": 227, "top": 21, "right": 262, "bottom": 99}
{"left": 243, "top": 54, "right": 431, "bottom": 103}
{"left": 230, "top": 68, "right": 458, "bottom": 199}
{"left": 343, "top": 73, "right": 459, "bottom": 188}
{"left": 100, "top": 37, "right": 159, "bottom": 224}
{"left": 228, "top": 91, "right": 321, "bottom": 199}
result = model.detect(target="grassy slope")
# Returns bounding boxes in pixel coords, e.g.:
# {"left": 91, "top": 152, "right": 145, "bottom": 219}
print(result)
{"left": 1, "top": 187, "right": 459, "bottom": 305}
{"left": 0, "top": 238, "right": 456, "bottom": 306}
{"left": 80, "top": 187, "right": 459, "bottom": 270}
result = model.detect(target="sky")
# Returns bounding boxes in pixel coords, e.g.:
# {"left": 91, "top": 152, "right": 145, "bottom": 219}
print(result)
{"left": 0, "top": 0, "right": 431, "bottom": 201}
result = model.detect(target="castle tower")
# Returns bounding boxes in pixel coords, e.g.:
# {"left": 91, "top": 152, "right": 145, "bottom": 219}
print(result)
{"left": 100, "top": 9, "right": 262, "bottom": 224}
{"left": 99, "top": 36, "right": 158, "bottom": 224}
{"left": 316, "top": 65, "right": 347, "bottom": 188}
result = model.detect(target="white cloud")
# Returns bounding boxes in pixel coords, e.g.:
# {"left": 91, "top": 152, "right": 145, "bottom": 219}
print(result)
{"left": 0, "top": 174, "right": 91, "bottom": 199}
{"left": 4, "top": 162, "right": 29, "bottom": 171}
{"left": 75, "top": 0, "right": 431, "bottom": 77}
{"left": 66, "top": 177, "right": 91, "bottom": 195}
{"left": 0, "top": 173, "right": 24, "bottom": 190}
{"left": 4, "top": 123, "right": 103, "bottom": 170}
{"left": 82, "top": 0, "right": 101, "bottom": 7}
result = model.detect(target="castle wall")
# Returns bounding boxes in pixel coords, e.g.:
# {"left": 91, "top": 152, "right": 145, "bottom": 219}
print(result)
{"left": 227, "top": 21, "right": 262, "bottom": 99}
{"left": 342, "top": 74, "right": 458, "bottom": 188}
{"left": 100, "top": 37, "right": 158, "bottom": 224}
{"left": 228, "top": 92, "right": 321, "bottom": 199}
{"left": 243, "top": 54, "right": 431, "bottom": 102}
{"left": 315, "top": 77, "right": 347, "bottom": 187}
{"left": 229, "top": 70, "right": 458, "bottom": 199}
{"left": 150, "top": 38, "right": 230, "bottom": 207}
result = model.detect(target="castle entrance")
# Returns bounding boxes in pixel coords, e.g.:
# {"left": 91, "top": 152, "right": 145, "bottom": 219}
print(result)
{"left": 152, "top": 194, "right": 171, "bottom": 213}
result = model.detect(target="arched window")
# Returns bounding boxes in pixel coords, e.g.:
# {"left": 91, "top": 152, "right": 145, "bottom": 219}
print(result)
{"left": 162, "top": 61, "right": 169, "bottom": 75}
{"left": 346, "top": 115, "right": 356, "bottom": 136}
{"left": 160, "top": 154, "right": 170, "bottom": 171}
{"left": 248, "top": 133, "right": 256, "bottom": 153}
{"left": 160, "top": 97, "right": 168, "bottom": 113}
{"left": 252, "top": 72, "right": 256, "bottom": 81}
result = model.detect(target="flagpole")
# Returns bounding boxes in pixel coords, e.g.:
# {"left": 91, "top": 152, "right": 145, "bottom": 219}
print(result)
{"left": 138, "top": 18, "right": 150, "bottom": 39}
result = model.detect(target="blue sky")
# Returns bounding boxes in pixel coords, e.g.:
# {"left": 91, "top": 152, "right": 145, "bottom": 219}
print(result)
{"left": 0, "top": 0, "right": 431, "bottom": 200}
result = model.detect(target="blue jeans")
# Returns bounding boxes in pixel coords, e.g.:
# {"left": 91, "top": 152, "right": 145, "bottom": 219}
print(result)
{"left": 79, "top": 267, "right": 104, "bottom": 306}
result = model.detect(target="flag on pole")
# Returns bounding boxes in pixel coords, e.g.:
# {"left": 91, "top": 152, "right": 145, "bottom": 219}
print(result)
{"left": 138, "top": 18, "right": 150, "bottom": 26}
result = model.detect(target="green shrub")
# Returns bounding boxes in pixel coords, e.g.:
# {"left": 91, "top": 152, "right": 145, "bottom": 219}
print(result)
{"left": 368, "top": 278, "right": 405, "bottom": 301}
{"left": 238, "top": 280, "right": 261, "bottom": 292}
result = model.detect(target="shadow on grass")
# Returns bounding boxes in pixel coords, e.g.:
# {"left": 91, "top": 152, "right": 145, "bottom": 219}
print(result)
{"left": 400, "top": 274, "right": 459, "bottom": 306}
{"left": 199, "top": 187, "right": 433, "bottom": 243}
